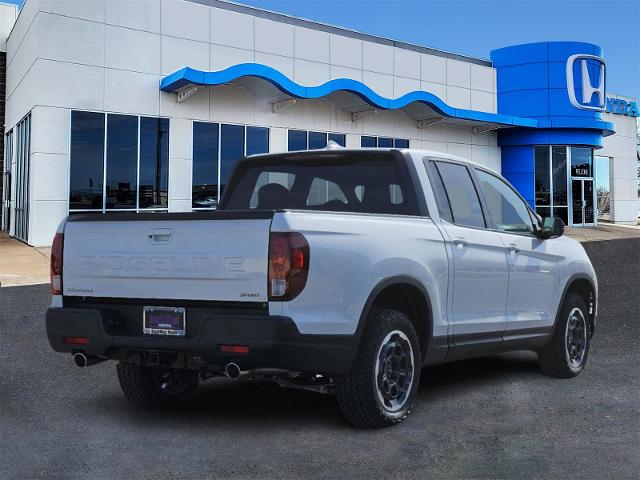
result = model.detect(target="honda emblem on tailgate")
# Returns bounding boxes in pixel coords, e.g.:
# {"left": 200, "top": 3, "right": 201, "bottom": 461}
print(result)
{"left": 566, "top": 54, "right": 606, "bottom": 112}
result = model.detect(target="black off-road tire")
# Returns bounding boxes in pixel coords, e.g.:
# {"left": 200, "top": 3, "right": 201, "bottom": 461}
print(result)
{"left": 116, "top": 363, "right": 199, "bottom": 408}
{"left": 335, "top": 309, "right": 421, "bottom": 428}
{"left": 538, "top": 292, "right": 591, "bottom": 378}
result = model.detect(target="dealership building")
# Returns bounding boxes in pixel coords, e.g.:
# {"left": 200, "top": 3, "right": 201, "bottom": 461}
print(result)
{"left": 0, "top": 0, "right": 638, "bottom": 246}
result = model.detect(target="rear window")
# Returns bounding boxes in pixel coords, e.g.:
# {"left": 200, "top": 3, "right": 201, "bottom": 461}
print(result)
{"left": 222, "top": 153, "right": 419, "bottom": 215}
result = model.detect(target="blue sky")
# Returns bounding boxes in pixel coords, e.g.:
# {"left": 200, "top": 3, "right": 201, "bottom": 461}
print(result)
{"left": 4, "top": 0, "right": 638, "bottom": 97}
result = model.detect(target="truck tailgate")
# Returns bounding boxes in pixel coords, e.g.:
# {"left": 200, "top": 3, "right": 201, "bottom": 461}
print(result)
{"left": 62, "top": 212, "right": 272, "bottom": 302}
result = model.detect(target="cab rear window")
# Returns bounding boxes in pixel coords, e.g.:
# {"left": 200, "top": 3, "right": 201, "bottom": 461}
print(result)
{"left": 221, "top": 153, "right": 419, "bottom": 216}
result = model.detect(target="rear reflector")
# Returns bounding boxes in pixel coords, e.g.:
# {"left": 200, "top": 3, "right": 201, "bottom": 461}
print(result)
{"left": 64, "top": 336, "right": 89, "bottom": 345}
{"left": 219, "top": 345, "right": 250, "bottom": 354}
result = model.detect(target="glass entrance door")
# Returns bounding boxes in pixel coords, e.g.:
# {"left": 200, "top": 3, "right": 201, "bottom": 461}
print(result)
{"left": 571, "top": 179, "right": 595, "bottom": 226}
{"left": 569, "top": 147, "right": 596, "bottom": 227}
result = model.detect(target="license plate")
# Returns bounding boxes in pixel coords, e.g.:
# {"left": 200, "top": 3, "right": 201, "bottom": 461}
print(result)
{"left": 143, "top": 306, "right": 186, "bottom": 336}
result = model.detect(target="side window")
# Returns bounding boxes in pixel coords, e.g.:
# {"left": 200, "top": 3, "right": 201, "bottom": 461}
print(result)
{"left": 475, "top": 169, "right": 534, "bottom": 234}
{"left": 428, "top": 163, "right": 453, "bottom": 223}
{"left": 434, "top": 162, "right": 485, "bottom": 228}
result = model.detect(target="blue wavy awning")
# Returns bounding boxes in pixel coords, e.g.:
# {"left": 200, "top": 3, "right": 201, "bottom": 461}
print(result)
{"left": 160, "top": 63, "right": 614, "bottom": 134}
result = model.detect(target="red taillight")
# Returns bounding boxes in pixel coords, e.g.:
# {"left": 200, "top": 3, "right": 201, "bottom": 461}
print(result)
{"left": 50, "top": 232, "right": 64, "bottom": 295}
{"left": 219, "top": 345, "right": 250, "bottom": 354}
{"left": 63, "top": 336, "right": 88, "bottom": 345}
{"left": 268, "top": 232, "right": 309, "bottom": 301}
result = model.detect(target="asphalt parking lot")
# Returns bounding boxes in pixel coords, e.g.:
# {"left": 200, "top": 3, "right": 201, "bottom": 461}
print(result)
{"left": 1, "top": 238, "right": 639, "bottom": 479}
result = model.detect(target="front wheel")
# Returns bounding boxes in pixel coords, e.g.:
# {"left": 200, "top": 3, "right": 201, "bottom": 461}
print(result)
{"left": 116, "top": 363, "right": 199, "bottom": 408}
{"left": 336, "top": 309, "right": 421, "bottom": 428}
{"left": 537, "top": 293, "right": 591, "bottom": 378}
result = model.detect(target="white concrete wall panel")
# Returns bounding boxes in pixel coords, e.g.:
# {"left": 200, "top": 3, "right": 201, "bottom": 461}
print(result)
{"left": 211, "top": 7, "right": 254, "bottom": 50}
{"left": 294, "top": 59, "right": 330, "bottom": 87}
{"left": 210, "top": 44, "right": 254, "bottom": 71}
{"left": 329, "top": 34, "right": 362, "bottom": 69}
{"left": 362, "top": 70, "right": 393, "bottom": 98}
{"left": 106, "top": 26, "right": 161, "bottom": 74}
{"left": 38, "top": 0, "right": 106, "bottom": 23}
{"left": 294, "top": 27, "right": 329, "bottom": 63}
{"left": 28, "top": 200, "right": 68, "bottom": 246}
{"left": 161, "top": 35, "right": 209, "bottom": 75}
{"left": 34, "top": 59, "right": 105, "bottom": 112}
{"left": 420, "top": 81, "right": 446, "bottom": 102}
{"left": 394, "top": 76, "right": 420, "bottom": 98}
{"left": 0, "top": 3, "right": 19, "bottom": 51}
{"left": 254, "top": 51, "right": 293, "bottom": 79}
{"left": 161, "top": 0, "right": 209, "bottom": 42}
{"left": 104, "top": 69, "right": 160, "bottom": 116}
{"left": 447, "top": 85, "right": 471, "bottom": 109}
{"left": 254, "top": 18, "right": 294, "bottom": 57}
{"left": 6, "top": 0, "right": 36, "bottom": 62}
{"left": 38, "top": 13, "right": 105, "bottom": 67}
{"left": 470, "top": 64, "right": 494, "bottom": 92}
{"left": 5, "top": 14, "right": 38, "bottom": 100}
{"left": 421, "top": 53, "right": 446, "bottom": 85}
{"left": 362, "top": 42, "right": 393, "bottom": 75}
{"left": 106, "top": 0, "right": 161, "bottom": 33}
{"left": 446, "top": 59, "right": 471, "bottom": 88}
{"left": 471, "top": 89, "right": 495, "bottom": 113}
{"left": 29, "top": 106, "right": 70, "bottom": 155}
{"left": 394, "top": 47, "right": 420, "bottom": 80}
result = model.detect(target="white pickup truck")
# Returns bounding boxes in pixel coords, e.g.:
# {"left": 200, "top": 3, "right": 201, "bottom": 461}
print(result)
{"left": 46, "top": 148, "right": 597, "bottom": 428}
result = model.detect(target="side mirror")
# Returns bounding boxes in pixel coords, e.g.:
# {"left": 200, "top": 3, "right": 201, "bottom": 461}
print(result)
{"left": 535, "top": 216, "right": 564, "bottom": 239}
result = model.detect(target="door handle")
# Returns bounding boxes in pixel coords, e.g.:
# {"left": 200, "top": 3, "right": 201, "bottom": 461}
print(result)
{"left": 148, "top": 228, "right": 172, "bottom": 243}
{"left": 507, "top": 244, "right": 520, "bottom": 255}
{"left": 453, "top": 238, "right": 467, "bottom": 249}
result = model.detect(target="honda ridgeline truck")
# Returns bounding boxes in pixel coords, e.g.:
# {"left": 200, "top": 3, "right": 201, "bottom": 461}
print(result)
{"left": 46, "top": 148, "right": 597, "bottom": 428}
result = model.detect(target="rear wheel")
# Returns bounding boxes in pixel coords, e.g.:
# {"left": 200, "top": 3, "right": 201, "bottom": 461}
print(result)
{"left": 336, "top": 309, "right": 421, "bottom": 428}
{"left": 116, "top": 363, "right": 199, "bottom": 408}
{"left": 538, "top": 293, "right": 591, "bottom": 378}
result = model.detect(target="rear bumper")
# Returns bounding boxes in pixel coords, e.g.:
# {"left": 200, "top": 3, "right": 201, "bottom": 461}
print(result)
{"left": 46, "top": 307, "right": 357, "bottom": 375}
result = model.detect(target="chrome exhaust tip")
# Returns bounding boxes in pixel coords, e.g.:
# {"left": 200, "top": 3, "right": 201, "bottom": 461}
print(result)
{"left": 225, "top": 362, "right": 242, "bottom": 379}
{"left": 72, "top": 352, "right": 106, "bottom": 367}
{"left": 73, "top": 352, "right": 88, "bottom": 368}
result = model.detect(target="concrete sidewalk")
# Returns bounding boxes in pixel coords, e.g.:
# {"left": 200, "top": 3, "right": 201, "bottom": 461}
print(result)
{"left": 0, "top": 233, "right": 51, "bottom": 287}
{"left": 564, "top": 223, "right": 640, "bottom": 242}
{"left": 0, "top": 223, "right": 638, "bottom": 287}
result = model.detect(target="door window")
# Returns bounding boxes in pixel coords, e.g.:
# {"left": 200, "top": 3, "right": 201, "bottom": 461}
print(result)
{"left": 433, "top": 162, "right": 485, "bottom": 228}
{"left": 475, "top": 169, "right": 534, "bottom": 234}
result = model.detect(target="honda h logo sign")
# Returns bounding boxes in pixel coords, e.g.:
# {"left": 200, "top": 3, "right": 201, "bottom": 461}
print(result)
{"left": 566, "top": 54, "right": 606, "bottom": 112}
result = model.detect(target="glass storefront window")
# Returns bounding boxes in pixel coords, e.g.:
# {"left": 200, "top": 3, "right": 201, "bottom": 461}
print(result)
{"left": 220, "top": 124, "right": 244, "bottom": 197}
{"left": 105, "top": 115, "right": 138, "bottom": 209}
{"left": 139, "top": 117, "right": 169, "bottom": 209}
{"left": 70, "top": 111, "right": 170, "bottom": 212}
{"left": 287, "top": 130, "right": 346, "bottom": 151}
{"left": 570, "top": 147, "right": 593, "bottom": 177}
{"left": 246, "top": 126, "right": 269, "bottom": 156}
{"left": 328, "top": 133, "right": 346, "bottom": 146}
{"left": 193, "top": 122, "right": 270, "bottom": 209}
{"left": 360, "top": 136, "right": 410, "bottom": 148}
{"left": 192, "top": 122, "right": 219, "bottom": 209}
{"left": 288, "top": 130, "right": 307, "bottom": 151}
{"left": 308, "top": 131, "right": 328, "bottom": 149}
{"left": 534, "top": 146, "right": 550, "bottom": 207}
{"left": 69, "top": 111, "right": 105, "bottom": 210}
